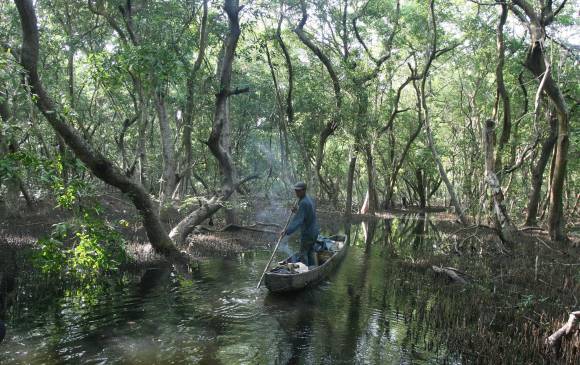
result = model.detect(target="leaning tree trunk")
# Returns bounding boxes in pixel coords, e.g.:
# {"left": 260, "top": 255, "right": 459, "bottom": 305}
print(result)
{"left": 526, "top": 111, "right": 558, "bottom": 226}
{"left": 13, "top": 0, "right": 179, "bottom": 256}
{"left": 545, "top": 311, "right": 580, "bottom": 357}
{"left": 169, "top": 197, "right": 223, "bottom": 245}
{"left": 168, "top": 173, "right": 258, "bottom": 245}
{"left": 484, "top": 119, "right": 517, "bottom": 243}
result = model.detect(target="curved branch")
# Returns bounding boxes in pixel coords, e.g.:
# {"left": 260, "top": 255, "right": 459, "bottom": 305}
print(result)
{"left": 352, "top": 0, "right": 401, "bottom": 84}
{"left": 495, "top": 2, "right": 511, "bottom": 149}
{"left": 207, "top": 0, "right": 242, "bottom": 196}
{"left": 293, "top": 0, "right": 342, "bottom": 197}
{"left": 87, "top": 0, "right": 128, "bottom": 43}
{"left": 294, "top": 0, "right": 342, "bottom": 115}
{"left": 182, "top": 0, "right": 210, "bottom": 184}
{"left": 379, "top": 67, "right": 418, "bottom": 136}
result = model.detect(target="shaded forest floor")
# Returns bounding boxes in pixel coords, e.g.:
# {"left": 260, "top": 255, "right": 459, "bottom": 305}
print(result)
{"left": 1, "top": 194, "right": 579, "bottom": 362}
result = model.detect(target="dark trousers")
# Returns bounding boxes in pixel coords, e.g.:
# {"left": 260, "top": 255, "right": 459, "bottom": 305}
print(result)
{"left": 299, "top": 238, "right": 317, "bottom": 267}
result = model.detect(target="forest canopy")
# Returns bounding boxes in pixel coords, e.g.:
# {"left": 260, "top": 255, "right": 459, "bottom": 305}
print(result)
{"left": 0, "top": 0, "right": 578, "bottom": 255}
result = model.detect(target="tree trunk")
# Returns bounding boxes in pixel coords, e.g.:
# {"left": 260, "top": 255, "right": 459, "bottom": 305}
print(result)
{"left": 19, "top": 180, "right": 33, "bottom": 208}
{"left": 416, "top": 168, "right": 427, "bottom": 209}
{"left": 294, "top": 0, "right": 341, "bottom": 200}
{"left": 363, "top": 143, "right": 378, "bottom": 214}
{"left": 484, "top": 119, "right": 517, "bottom": 242}
{"left": 222, "top": 98, "right": 238, "bottom": 225}
{"left": 360, "top": 190, "right": 369, "bottom": 215}
{"left": 423, "top": 91, "right": 467, "bottom": 224}
{"left": 169, "top": 173, "right": 258, "bottom": 246}
{"left": 512, "top": 0, "right": 570, "bottom": 240}
{"left": 345, "top": 148, "right": 357, "bottom": 219}
{"left": 420, "top": 0, "right": 468, "bottom": 225}
{"left": 182, "top": 0, "right": 209, "bottom": 195}
{"left": 493, "top": 2, "right": 511, "bottom": 175}
{"left": 276, "top": 15, "right": 294, "bottom": 127}
{"left": 385, "top": 79, "right": 424, "bottom": 208}
{"left": 169, "top": 196, "right": 223, "bottom": 245}
{"left": 548, "top": 106, "right": 569, "bottom": 241}
{"left": 154, "top": 91, "right": 177, "bottom": 205}
{"left": 526, "top": 111, "right": 558, "bottom": 226}
{"left": 264, "top": 41, "right": 292, "bottom": 186}
{"left": 0, "top": 99, "right": 19, "bottom": 214}
{"left": 137, "top": 102, "right": 149, "bottom": 188}
{"left": 275, "top": 13, "right": 295, "bottom": 182}
{"left": 116, "top": 116, "right": 138, "bottom": 174}
{"left": 206, "top": 0, "right": 243, "bottom": 225}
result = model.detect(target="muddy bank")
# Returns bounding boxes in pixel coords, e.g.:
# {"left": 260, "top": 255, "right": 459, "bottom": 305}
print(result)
{"left": 366, "top": 214, "right": 580, "bottom": 363}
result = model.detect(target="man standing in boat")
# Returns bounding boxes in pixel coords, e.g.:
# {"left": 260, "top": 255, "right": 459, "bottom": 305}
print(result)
{"left": 283, "top": 182, "right": 320, "bottom": 267}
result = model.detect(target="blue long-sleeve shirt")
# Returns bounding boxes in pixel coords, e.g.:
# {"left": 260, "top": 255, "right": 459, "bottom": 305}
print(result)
{"left": 286, "top": 195, "right": 320, "bottom": 241}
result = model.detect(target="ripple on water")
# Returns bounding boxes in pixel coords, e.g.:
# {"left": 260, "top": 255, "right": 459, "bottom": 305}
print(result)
{"left": 1, "top": 218, "right": 480, "bottom": 364}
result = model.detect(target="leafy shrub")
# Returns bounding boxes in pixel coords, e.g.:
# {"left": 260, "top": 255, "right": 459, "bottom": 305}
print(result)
{"left": 34, "top": 208, "right": 127, "bottom": 278}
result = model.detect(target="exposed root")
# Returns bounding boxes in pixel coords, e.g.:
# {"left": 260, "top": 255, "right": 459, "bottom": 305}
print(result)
{"left": 545, "top": 311, "right": 580, "bottom": 357}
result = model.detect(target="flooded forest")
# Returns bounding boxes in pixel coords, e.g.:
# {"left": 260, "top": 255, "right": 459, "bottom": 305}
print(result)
{"left": 0, "top": 0, "right": 579, "bottom": 364}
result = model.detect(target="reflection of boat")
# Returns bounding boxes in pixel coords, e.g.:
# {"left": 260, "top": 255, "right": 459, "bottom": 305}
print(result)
{"left": 265, "top": 235, "right": 347, "bottom": 293}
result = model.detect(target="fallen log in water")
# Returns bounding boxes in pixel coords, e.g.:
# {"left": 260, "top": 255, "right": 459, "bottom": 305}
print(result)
{"left": 431, "top": 265, "right": 469, "bottom": 284}
{"left": 220, "top": 224, "right": 279, "bottom": 234}
{"left": 255, "top": 221, "right": 283, "bottom": 228}
{"left": 545, "top": 311, "right": 580, "bottom": 356}
{"left": 198, "top": 223, "right": 279, "bottom": 234}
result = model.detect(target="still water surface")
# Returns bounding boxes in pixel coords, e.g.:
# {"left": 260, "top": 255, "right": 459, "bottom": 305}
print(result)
{"left": 1, "top": 217, "right": 463, "bottom": 364}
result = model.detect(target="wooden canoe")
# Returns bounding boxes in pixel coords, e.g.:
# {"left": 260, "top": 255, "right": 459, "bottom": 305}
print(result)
{"left": 265, "top": 235, "right": 348, "bottom": 293}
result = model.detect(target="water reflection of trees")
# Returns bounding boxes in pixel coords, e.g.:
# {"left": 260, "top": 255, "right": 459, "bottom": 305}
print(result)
{"left": 0, "top": 214, "right": 566, "bottom": 363}
{"left": 342, "top": 219, "right": 376, "bottom": 361}
{"left": 317, "top": 217, "right": 455, "bottom": 363}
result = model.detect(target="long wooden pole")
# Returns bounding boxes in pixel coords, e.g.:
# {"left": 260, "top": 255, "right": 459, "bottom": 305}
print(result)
{"left": 256, "top": 200, "right": 297, "bottom": 289}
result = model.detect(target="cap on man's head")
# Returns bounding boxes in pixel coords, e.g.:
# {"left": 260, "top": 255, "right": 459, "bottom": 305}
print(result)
{"left": 293, "top": 181, "right": 307, "bottom": 190}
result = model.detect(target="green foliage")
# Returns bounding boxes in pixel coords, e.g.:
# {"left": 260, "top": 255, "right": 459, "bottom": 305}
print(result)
{"left": 0, "top": 149, "right": 90, "bottom": 205}
{"left": 0, "top": 151, "right": 20, "bottom": 180}
{"left": 517, "top": 294, "right": 549, "bottom": 311}
{"left": 1, "top": 0, "right": 577, "bottom": 240}
{"left": 34, "top": 207, "right": 127, "bottom": 278}
{"left": 35, "top": 235, "right": 68, "bottom": 275}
